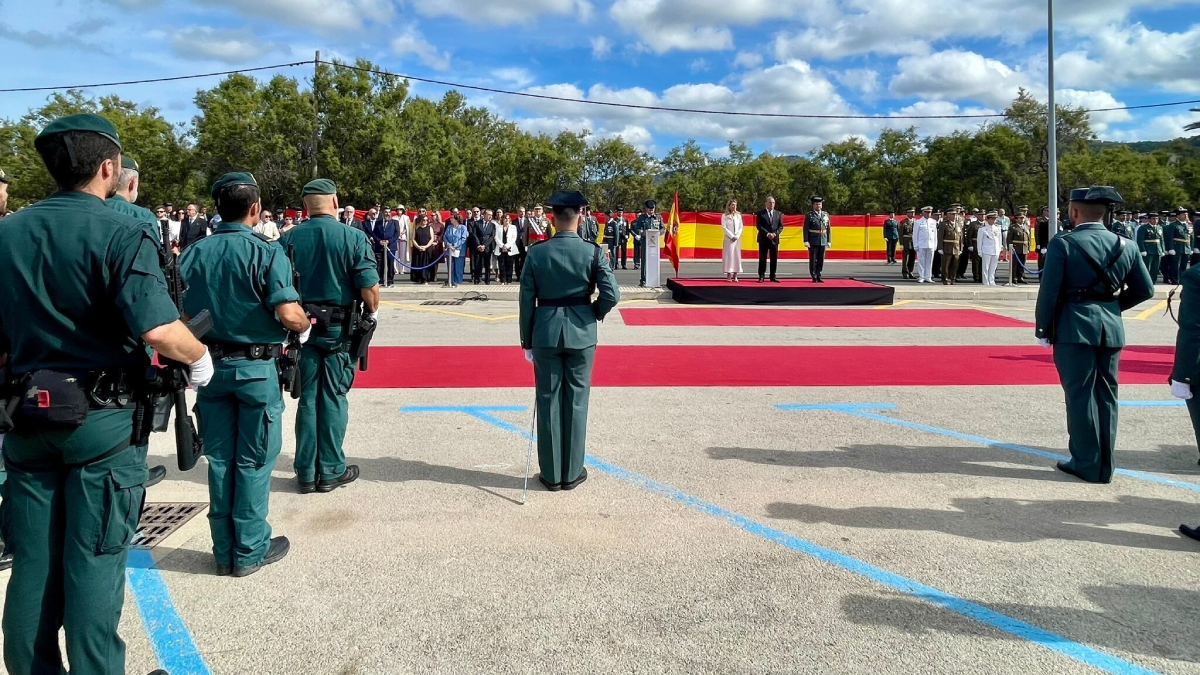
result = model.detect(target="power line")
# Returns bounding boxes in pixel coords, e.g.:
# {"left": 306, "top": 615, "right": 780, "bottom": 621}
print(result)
{"left": 2, "top": 56, "right": 1198, "bottom": 122}
{"left": 322, "top": 60, "right": 1200, "bottom": 121}
{"left": 0, "top": 62, "right": 309, "bottom": 93}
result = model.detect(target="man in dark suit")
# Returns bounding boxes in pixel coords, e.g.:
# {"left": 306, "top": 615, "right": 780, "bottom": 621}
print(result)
{"left": 179, "top": 202, "right": 209, "bottom": 249}
{"left": 469, "top": 212, "right": 496, "bottom": 284}
{"left": 756, "top": 196, "right": 783, "bottom": 283}
{"left": 373, "top": 210, "right": 399, "bottom": 287}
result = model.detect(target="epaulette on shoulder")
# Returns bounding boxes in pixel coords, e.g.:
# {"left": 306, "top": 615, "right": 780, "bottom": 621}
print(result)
{"left": 250, "top": 231, "right": 273, "bottom": 243}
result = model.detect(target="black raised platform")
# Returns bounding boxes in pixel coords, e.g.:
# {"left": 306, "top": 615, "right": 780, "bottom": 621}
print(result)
{"left": 665, "top": 277, "right": 894, "bottom": 306}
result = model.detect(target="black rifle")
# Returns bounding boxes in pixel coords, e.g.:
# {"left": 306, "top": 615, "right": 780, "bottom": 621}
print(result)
{"left": 347, "top": 301, "right": 377, "bottom": 372}
{"left": 279, "top": 245, "right": 303, "bottom": 399}
{"left": 132, "top": 222, "right": 212, "bottom": 471}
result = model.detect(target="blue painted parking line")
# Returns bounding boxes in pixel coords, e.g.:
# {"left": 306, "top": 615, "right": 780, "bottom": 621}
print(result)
{"left": 127, "top": 549, "right": 212, "bottom": 675}
{"left": 1119, "top": 400, "right": 1186, "bottom": 407}
{"left": 401, "top": 405, "right": 1165, "bottom": 675}
{"left": 777, "top": 403, "right": 1200, "bottom": 494}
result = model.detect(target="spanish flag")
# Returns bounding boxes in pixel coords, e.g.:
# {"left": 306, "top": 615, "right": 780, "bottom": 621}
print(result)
{"left": 664, "top": 191, "right": 681, "bottom": 276}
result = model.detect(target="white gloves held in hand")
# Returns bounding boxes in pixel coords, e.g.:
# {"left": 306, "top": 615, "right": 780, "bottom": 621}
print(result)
{"left": 1037, "top": 338, "right": 1051, "bottom": 349}
{"left": 298, "top": 324, "right": 312, "bottom": 344}
{"left": 368, "top": 311, "right": 379, "bottom": 322}
{"left": 1168, "top": 250, "right": 1176, "bottom": 255}
{"left": 1170, "top": 380, "right": 1193, "bottom": 400}
{"left": 188, "top": 349, "right": 214, "bottom": 388}
{"left": 524, "top": 349, "right": 534, "bottom": 363}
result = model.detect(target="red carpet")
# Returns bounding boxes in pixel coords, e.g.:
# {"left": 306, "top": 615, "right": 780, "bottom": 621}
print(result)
{"left": 354, "top": 345, "right": 1172, "bottom": 388}
{"left": 619, "top": 308, "right": 1032, "bottom": 328}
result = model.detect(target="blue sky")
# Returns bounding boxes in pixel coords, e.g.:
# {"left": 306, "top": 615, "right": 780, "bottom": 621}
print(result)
{"left": 1, "top": 0, "right": 1198, "bottom": 156}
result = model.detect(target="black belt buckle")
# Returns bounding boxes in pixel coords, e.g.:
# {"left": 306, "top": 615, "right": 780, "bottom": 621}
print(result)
{"left": 249, "top": 344, "right": 266, "bottom": 360}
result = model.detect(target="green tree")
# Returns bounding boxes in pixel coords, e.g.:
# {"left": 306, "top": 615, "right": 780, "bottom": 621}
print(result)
{"left": 816, "top": 138, "right": 877, "bottom": 212}
{"left": 870, "top": 127, "right": 925, "bottom": 213}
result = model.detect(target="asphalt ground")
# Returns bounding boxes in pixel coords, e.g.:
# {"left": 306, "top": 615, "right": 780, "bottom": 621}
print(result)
{"left": 4, "top": 292, "right": 1199, "bottom": 675}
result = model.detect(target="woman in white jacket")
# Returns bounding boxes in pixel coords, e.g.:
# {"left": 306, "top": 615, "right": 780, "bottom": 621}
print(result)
{"left": 977, "top": 210, "right": 1003, "bottom": 286}
{"left": 721, "top": 199, "right": 744, "bottom": 282}
{"left": 495, "top": 214, "right": 521, "bottom": 284}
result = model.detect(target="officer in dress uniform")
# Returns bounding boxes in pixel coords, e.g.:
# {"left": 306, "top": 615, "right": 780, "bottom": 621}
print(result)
{"left": 804, "top": 196, "right": 831, "bottom": 282}
{"left": 1007, "top": 214, "right": 1032, "bottom": 284}
{"left": 1034, "top": 186, "right": 1154, "bottom": 484}
{"left": 602, "top": 209, "right": 623, "bottom": 265}
{"left": 964, "top": 213, "right": 982, "bottom": 282}
{"left": 1111, "top": 210, "right": 1134, "bottom": 238}
{"left": 0, "top": 113, "right": 211, "bottom": 675}
{"left": 279, "top": 179, "right": 379, "bottom": 494}
{"left": 938, "top": 208, "right": 964, "bottom": 285}
{"left": 580, "top": 205, "right": 600, "bottom": 242}
{"left": 633, "top": 200, "right": 664, "bottom": 287}
{"left": 898, "top": 208, "right": 916, "bottom": 279}
{"left": 1165, "top": 209, "right": 1192, "bottom": 284}
{"left": 105, "top": 155, "right": 172, "bottom": 489}
{"left": 1172, "top": 258, "right": 1200, "bottom": 541}
{"left": 180, "top": 173, "right": 312, "bottom": 577}
{"left": 519, "top": 191, "right": 619, "bottom": 491}
{"left": 882, "top": 211, "right": 899, "bottom": 265}
{"left": 1137, "top": 212, "right": 1163, "bottom": 284}
{"left": 0, "top": 167, "right": 9, "bottom": 574}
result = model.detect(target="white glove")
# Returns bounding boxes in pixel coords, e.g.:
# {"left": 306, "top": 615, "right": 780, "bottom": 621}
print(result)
{"left": 1037, "top": 338, "right": 1051, "bottom": 349}
{"left": 1168, "top": 250, "right": 1176, "bottom": 255}
{"left": 968, "top": 247, "right": 974, "bottom": 252}
{"left": 1193, "top": 248, "right": 1199, "bottom": 255}
{"left": 368, "top": 311, "right": 379, "bottom": 322}
{"left": 188, "top": 348, "right": 214, "bottom": 388}
{"left": 937, "top": 250, "right": 943, "bottom": 255}
{"left": 1170, "top": 380, "right": 1193, "bottom": 400}
{"left": 1142, "top": 251, "right": 1147, "bottom": 257}
{"left": 297, "top": 324, "right": 312, "bottom": 345}
{"left": 524, "top": 349, "right": 534, "bottom": 363}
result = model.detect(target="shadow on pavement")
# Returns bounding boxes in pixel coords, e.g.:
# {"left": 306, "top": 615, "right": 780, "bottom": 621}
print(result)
{"left": 840, "top": 584, "right": 1200, "bottom": 664}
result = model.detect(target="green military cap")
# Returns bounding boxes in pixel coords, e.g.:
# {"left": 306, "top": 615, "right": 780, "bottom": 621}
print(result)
{"left": 35, "top": 113, "right": 121, "bottom": 149}
{"left": 0, "top": 168, "right": 8, "bottom": 184}
{"left": 302, "top": 178, "right": 337, "bottom": 196}
{"left": 120, "top": 155, "right": 139, "bottom": 172}
{"left": 546, "top": 189, "right": 588, "bottom": 208}
{"left": 210, "top": 171, "right": 257, "bottom": 197}
{"left": 644, "top": 199, "right": 656, "bottom": 209}
{"left": 811, "top": 196, "right": 823, "bottom": 203}
{"left": 1079, "top": 185, "right": 1123, "bottom": 204}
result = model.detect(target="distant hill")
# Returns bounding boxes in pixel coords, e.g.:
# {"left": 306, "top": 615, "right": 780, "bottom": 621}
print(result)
{"left": 1092, "top": 135, "right": 1200, "bottom": 156}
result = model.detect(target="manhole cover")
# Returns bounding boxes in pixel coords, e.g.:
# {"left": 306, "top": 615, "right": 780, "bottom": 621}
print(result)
{"left": 421, "top": 300, "right": 465, "bottom": 306}
{"left": 133, "top": 502, "right": 208, "bottom": 549}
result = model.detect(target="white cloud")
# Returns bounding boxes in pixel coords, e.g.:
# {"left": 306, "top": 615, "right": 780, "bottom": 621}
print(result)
{"left": 732, "top": 51, "right": 763, "bottom": 69}
{"left": 889, "top": 49, "right": 1030, "bottom": 108}
{"left": 193, "top": 0, "right": 393, "bottom": 32}
{"left": 591, "top": 36, "right": 612, "bottom": 59}
{"left": 1102, "top": 112, "right": 1197, "bottom": 142}
{"left": 835, "top": 68, "right": 880, "bottom": 95}
{"left": 689, "top": 58, "right": 710, "bottom": 73}
{"left": 596, "top": 124, "right": 655, "bottom": 152}
{"left": 1055, "top": 22, "right": 1200, "bottom": 92}
{"left": 1054, "top": 89, "right": 1131, "bottom": 134}
{"left": 171, "top": 27, "right": 280, "bottom": 64}
{"left": 390, "top": 27, "right": 451, "bottom": 70}
{"left": 492, "top": 67, "right": 534, "bottom": 88}
{"left": 407, "top": 0, "right": 587, "bottom": 24}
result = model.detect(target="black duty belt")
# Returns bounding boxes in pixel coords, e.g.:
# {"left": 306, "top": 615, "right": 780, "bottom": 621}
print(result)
{"left": 1065, "top": 290, "right": 1117, "bottom": 303}
{"left": 538, "top": 297, "right": 591, "bottom": 308}
{"left": 205, "top": 340, "right": 284, "bottom": 361}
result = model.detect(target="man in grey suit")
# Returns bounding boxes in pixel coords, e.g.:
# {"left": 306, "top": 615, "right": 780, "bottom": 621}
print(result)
{"left": 756, "top": 196, "right": 783, "bottom": 283}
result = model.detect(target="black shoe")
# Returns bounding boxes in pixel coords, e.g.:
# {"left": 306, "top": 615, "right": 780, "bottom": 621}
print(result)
{"left": 317, "top": 465, "right": 360, "bottom": 493}
{"left": 215, "top": 562, "right": 232, "bottom": 576}
{"left": 149, "top": 671, "right": 169, "bottom": 675}
{"left": 1055, "top": 460, "right": 1109, "bottom": 484}
{"left": 145, "top": 465, "right": 167, "bottom": 488}
{"left": 1181, "top": 524, "right": 1200, "bottom": 542}
{"left": 232, "top": 536, "right": 290, "bottom": 578}
{"left": 538, "top": 474, "right": 562, "bottom": 492}
{"left": 758, "top": 278, "right": 765, "bottom": 283}
{"left": 769, "top": 278, "right": 780, "bottom": 283}
{"left": 562, "top": 467, "right": 588, "bottom": 491}
{"left": 0, "top": 553, "right": 11, "bottom": 572}
{"left": 298, "top": 479, "right": 317, "bottom": 495}
{"left": 816, "top": 278, "right": 824, "bottom": 284}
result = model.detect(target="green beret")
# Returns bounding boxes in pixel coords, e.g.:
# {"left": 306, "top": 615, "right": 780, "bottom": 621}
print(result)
{"left": 302, "top": 178, "right": 337, "bottom": 196}
{"left": 35, "top": 113, "right": 121, "bottom": 149}
{"left": 210, "top": 172, "right": 257, "bottom": 198}
{"left": 121, "top": 155, "right": 139, "bottom": 172}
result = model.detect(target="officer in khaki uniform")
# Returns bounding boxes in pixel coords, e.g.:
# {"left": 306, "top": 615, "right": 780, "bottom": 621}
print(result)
{"left": 1007, "top": 215, "right": 1032, "bottom": 284}
{"left": 1035, "top": 186, "right": 1155, "bottom": 484}
{"left": 181, "top": 173, "right": 312, "bottom": 577}
{"left": 937, "top": 209, "right": 964, "bottom": 284}
{"left": 280, "top": 179, "right": 379, "bottom": 494}
{"left": 1137, "top": 213, "right": 1163, "bottom": 283}
{"left": 519, "top": 190, "right": 619, "bottom": 491}
{"left": 0, "top": 114, "right": 210, "bottom": 675}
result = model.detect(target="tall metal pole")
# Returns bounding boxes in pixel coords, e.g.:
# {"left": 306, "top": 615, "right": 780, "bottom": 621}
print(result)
{"left": 1047, "top": 0, "right": 1059, "bottom": 238}
{"left": 311, "top": 51, "right": 320, "bottom": 180}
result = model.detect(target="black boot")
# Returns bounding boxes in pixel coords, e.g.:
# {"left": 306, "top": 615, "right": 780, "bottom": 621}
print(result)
{"left": 317, "top": 465, "right": 360, "bottom": 493}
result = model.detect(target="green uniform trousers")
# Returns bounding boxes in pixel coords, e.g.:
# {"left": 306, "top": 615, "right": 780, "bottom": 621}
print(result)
{"left": 196, "top": 359, "right": 284, "bottom": 568}
{"left": 533, "top": 346, "right": 595, "bottom": 485}
{"left": 1, "top": 410, "right": 147, "bottom": 675}
{"left": 1144, "top": 254, "right": 1161, "bottom": 283}
{"left": 295, "top": 345, "right": 354, "bottom": 483}
{"left": 1053, "top": 343, "right": 1121, "bottom": 483}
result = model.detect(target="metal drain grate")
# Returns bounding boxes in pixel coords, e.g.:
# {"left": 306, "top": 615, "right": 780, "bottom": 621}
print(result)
{"left": 133, "top": 502, "right": 208, "bottom": 549}
{"left": 421, "top": 300, "right": 465, "bottom": 306}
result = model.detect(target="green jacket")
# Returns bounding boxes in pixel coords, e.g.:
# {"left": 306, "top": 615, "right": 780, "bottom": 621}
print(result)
{"left": 1166, "top": 220, "right": 1193, "bottom": 255}
{"left": 1034, "top": 222, "right": 1155, "bottom": 347}
{"left": 581, "top": 215, "right": 600, "bottom": 242}
{"left": 0, "top": 191, "right": 179, "bottom": 374}
{"left": 631, "top": 213, "right": 662, "bottom": 238}
{"left": 1136, "top": 222, "right": 1163, "bottom": 256}
{"left": 519, "top": 232, "right": 620, "bottom": 349}
{"left": 106, "top": 194, "right": 157, "bottom": 228}
{"left": 179, "top": 222, "right": 300, "bottom": 345}
{"left": 1172, "top": 264, "right": 1200, "bottom": 384}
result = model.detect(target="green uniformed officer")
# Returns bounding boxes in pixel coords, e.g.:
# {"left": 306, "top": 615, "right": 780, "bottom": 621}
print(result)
{"left": 1137, "top": 213, "right": 1163, "bottom": 283}
{"left": 580, "top": 204, "right": 600, "bottom": 242}
{"left": 180, "top": 173, "right": 312, "bottom": 576}
{"left": 1034, "top": 186, "right": 1155, "bottom": 484}
{"left": 0, "top": 113, "right": 209, "bottom": 675}
{"left": 106, "top": 155, "right": 173, "bottom": 489}
{"left": 279, "top": 179, "right": 379, "bottom": 493}
{"left": 632, "top": 199, "right": 663, "bottom": 287}
{"left": 0, "top": 167, "right": 10, "bottom": 574}
{"left": 898, "top": 208, "right": 916, "bottom": 279}
{"left": 1164, "top": 208, "right": 1192, "bottom": 284}
{"left": 519, "top": 190, "right": 619, "bottom": 490}
{"left": 1170, "top": 262, "right": 1200, "bottom": 542}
